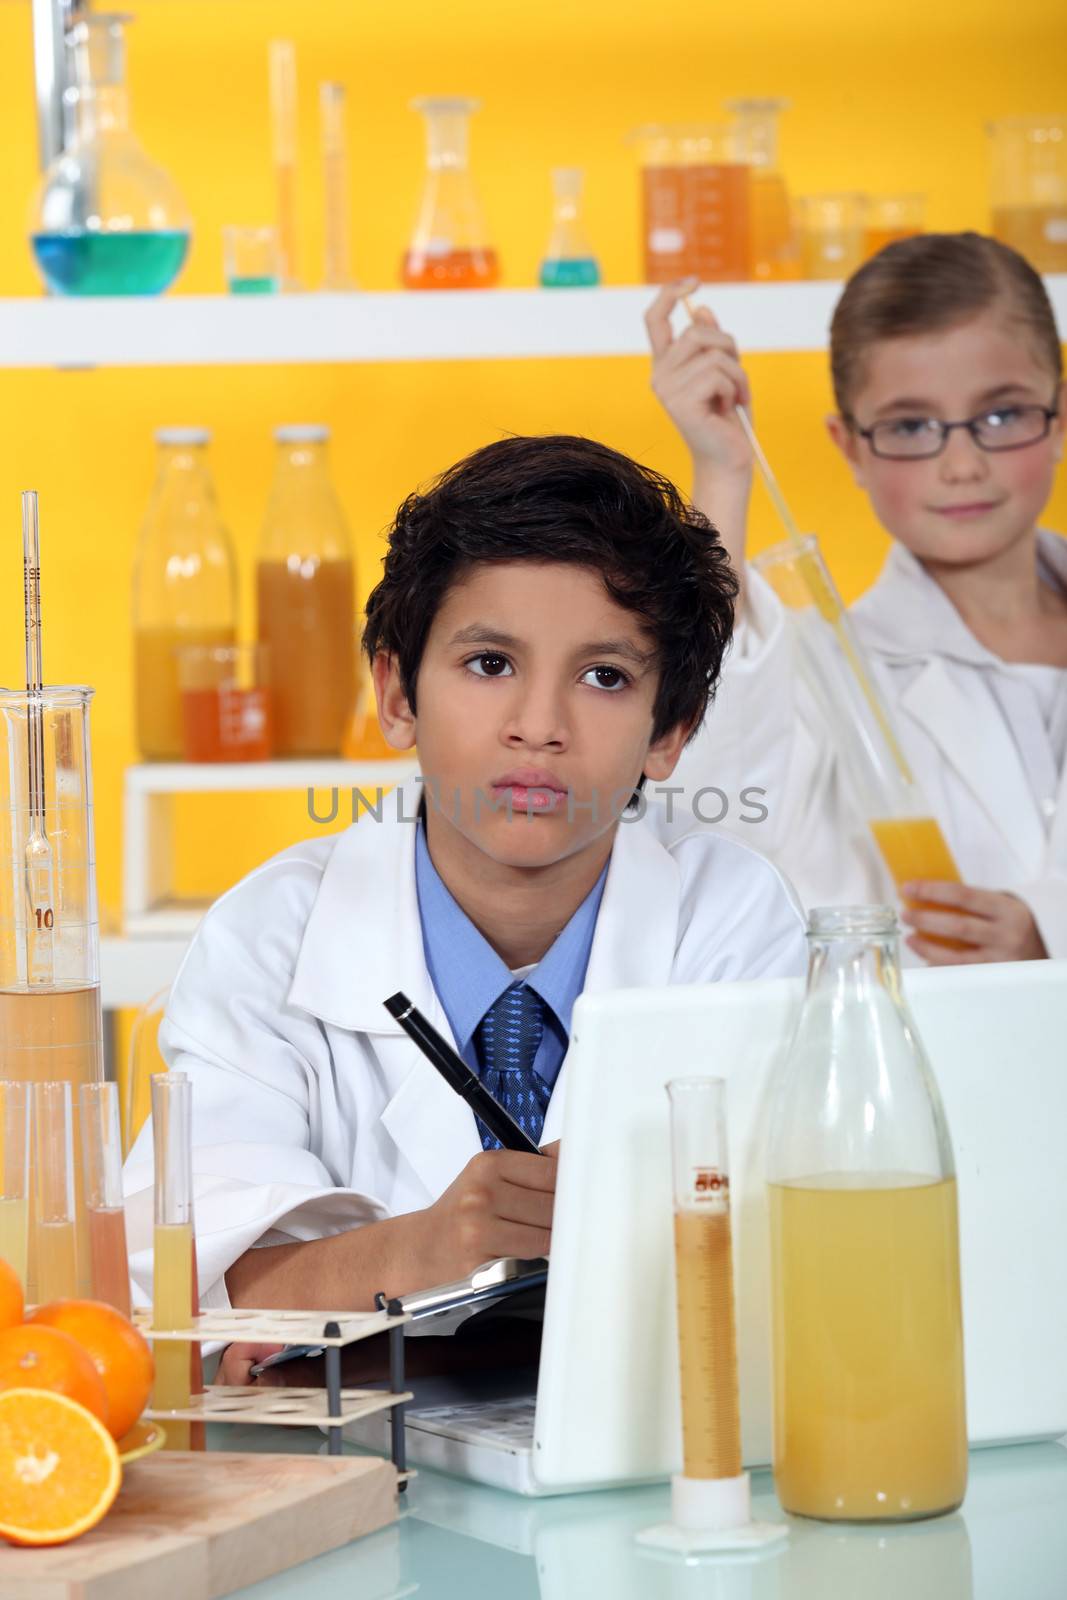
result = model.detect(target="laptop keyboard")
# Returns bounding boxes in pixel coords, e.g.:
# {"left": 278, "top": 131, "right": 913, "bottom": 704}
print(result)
{"left": 406, "top": 1396, "right": 537, "bottom": 1449}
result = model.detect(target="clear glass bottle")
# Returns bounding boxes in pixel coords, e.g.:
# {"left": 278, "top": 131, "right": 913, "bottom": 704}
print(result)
{"left": 257, "top": 426, "right": 356, "bottom": 757}
{"left": 31, "top": 13, "right": 191, "bottom": 297}
{"left": 132, "top": 429, "right": 238, "bottom": 762}
{"left": 767, "top": 906, "right": 968, "bottom": 1522}
{"left": 540, "top": 168, "right": 600, "bottom": 288}
{"left": 402, "top": 98, "right": 500, "bottom": 288}
{"left": 987, "top": 116, "right": 1067, "bottom": 274}
{"left": 727, "top": 98, "right": 799, "bottom": 281}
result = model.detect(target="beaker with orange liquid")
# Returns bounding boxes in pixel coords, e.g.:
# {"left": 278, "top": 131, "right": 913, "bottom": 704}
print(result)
{"left": 797, "top": 193, "right": 866, "bottom": 280}
{"left": 629, "top": 124, "right": 750, "bottom": 284}
{"left": 768, "top": 905, "right": 968, "bottom": 1521}
{"left": 132, "top": 428, "right": 237, "bottom": 761}
{"left": 402, "top": 98, "right": 499, "bottom": 288}
{"left": 987, "top": 117, "right": 1067, "bottom": 274}
{"left": 179, "top": 643, "right": 273, "bottom": 764}
{"left": 257, "top": 426, "right": 356, "bottom": 757}
{"left": 863, "top": 194, "right": 925, "bottom": 259}
{"left": 727, "top": 99, "right": 800, "bottom": 281}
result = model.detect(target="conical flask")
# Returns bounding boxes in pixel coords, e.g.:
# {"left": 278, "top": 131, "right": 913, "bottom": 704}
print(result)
{"left": 767, "top": 905, "right": 968, "bottom": 1521}
{"left": 132, "top": 430, "right": 238, "bottom": 761}
{"left": 402, "top": 98, "right": 500, "bottom": 289}
{"left": 540, "top": 168, "right": 600, "bottom": 287}
{"left": 31, "top": 13, "right": 191, "bottom": 296}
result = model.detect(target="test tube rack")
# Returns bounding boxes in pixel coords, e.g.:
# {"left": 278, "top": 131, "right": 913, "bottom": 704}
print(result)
{"left": 133, "top": 1296, "right": 413, "bottom": 1484}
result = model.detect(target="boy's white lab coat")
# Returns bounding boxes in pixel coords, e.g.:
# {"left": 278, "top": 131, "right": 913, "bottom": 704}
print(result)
{"left": 122, "top": 783, "right": 806, "bottom": 1306}
{"left": 671, "top": 530, "right": 1067, "bottom": 957}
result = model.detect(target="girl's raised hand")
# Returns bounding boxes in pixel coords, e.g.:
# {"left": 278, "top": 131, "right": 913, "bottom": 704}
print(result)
{"left": 645, "top": 279, "right": 754, "bottom": 476}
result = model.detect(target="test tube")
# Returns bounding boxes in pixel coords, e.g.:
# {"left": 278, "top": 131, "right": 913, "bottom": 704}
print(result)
{"left": 269, "top": 39, "right": 300, "bottom": 290}
{"left": 320, "top": 83, "right": 354, "bottom": 290}
{"left": 0, "top": 1084, "right": 30, "bottom": 1293}
{"left": 152, "top": 1072, "right": 193, "bottom": 1449}
{"left": 34, "top": 1081, "right": 77, "bottom": 1304}
{"left": 80, "top": 1083, "right": 131, "bottom": 1317}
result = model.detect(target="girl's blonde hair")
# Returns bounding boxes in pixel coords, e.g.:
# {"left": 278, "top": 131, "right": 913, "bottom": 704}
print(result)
{"left": 830, "top": 232, "right": 1063, "bottom": 415}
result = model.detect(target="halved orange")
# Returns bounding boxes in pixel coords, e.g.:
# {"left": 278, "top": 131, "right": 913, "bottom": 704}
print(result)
{"left": 0, "top": 1388, "right": 121, "bottom": 1546}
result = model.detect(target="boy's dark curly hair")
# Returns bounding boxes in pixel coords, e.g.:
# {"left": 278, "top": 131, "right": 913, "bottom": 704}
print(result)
{"left": 363, "top": 434, "right": 737, "bottom": 745}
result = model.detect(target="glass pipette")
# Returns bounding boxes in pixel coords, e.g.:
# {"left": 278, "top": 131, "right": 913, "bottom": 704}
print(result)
{"left": 21, "top": 491, "right": 55, "bottom": 985}
{"left": 321, "top": 83, "right": 353, "bottom": 290}
{"left": 682, "top": 296, "right": 915, "bottom": 787}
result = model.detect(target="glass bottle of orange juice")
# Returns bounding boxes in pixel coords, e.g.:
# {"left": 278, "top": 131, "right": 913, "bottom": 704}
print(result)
{"left": 132, "top": 428, "right": 237, "bottom": 760}
{"left": 767, "top": 905, "right": 968, "bottom": 1522}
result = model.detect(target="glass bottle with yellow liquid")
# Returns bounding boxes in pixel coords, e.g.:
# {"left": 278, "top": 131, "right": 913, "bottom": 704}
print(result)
{"left": 257, "top": 426, "right": 356, "bottom": 757}
{"left": 767, "top": 905, "right": 968, "bottom": 1522}
{"left": 132, "top": 429, "right": 237, "bottom": 760}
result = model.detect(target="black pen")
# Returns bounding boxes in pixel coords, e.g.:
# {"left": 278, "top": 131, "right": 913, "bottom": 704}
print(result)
{"left": 383, "top": 991, "right": 542, "bottom": 1155}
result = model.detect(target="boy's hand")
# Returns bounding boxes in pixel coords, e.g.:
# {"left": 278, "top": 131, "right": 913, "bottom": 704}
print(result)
{"left": 415, "top": 1144, "right": 559, "bottom": 1284}
{"left": 217, "top": 1342, "right": 286, "bottom": 1386}
{"left": 901, "top": 882, "right": 1048, "bottom": 964}
{"left": 646, "top": 279, "right": 754, "bottom": 474}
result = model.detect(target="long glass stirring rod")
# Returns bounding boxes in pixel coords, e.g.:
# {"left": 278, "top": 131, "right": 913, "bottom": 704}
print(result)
{"left": 321, "top": 83, "right": 354, "bottom": 290}
{"left": 21, "top": 491, "right": 55, "bottom": 985}
{"left": 681, "top": 298, "right": 914, "bottom": 787}
{"left": 269, "top": 40, "right": 300, "bottom": 291}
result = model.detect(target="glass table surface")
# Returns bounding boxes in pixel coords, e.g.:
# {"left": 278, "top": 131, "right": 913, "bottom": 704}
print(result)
{"left": 211, "top": 1425, "right": 1067, "bottom": 1600}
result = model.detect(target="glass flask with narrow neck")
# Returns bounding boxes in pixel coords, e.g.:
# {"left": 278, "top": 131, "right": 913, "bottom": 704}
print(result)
{"left": 31, "top": 13, "right": 191, "bottom": 296}
{"left": 256, "top": 427, "right": 356, "bottom": 756}
{"left": 402, "top": 98, "right": 500, "bottom": 288}
{"left": 727, "top": 98, "right": 799, "bottom": 281}
{"left": 767, "top": 906, "right": 967, "bottom": 1522}
{"left": 132, "top": 430, "right": 237, "bottom": 761}
{"left": 540, "top": 168, "right": 600, "bottom": 287}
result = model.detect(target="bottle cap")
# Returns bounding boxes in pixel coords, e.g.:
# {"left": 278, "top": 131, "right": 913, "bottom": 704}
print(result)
{"left": 275, "top": 424, "right": 329, "bottom": 443}
{"left": 155, "top": 427, "right": 210, "bottom": 446}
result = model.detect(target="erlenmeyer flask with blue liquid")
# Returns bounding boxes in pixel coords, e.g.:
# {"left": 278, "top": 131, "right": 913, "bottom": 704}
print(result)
{"left": 31, "top": 13, "right": 191, "bottom": 297}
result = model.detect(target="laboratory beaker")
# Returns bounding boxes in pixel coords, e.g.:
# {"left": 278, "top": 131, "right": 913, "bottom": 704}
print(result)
{"left": 863, "top": 195, "right": 925, "bottom": 259}
{"left": 987, "top": 117, "right": 1067, "bottom": 273}
{"left": 630, "top": 124, "right": 750, "bottom": 283}
{"left": 767, "top": 905, "right": 968, "bottom": 1522}
{"left": 797, "top": 194, "right": 866, "bottom": 280}
{"left": 31, "top": 13, "right": 191, "bottom": 296}
{"left": 402, "top": 98, "right": 500, "bottom": 288}
{"left": 178, "top": 643, "right": 273, "bottom": 764}
{"left": 0, "top": 686, "right": 104, "bottom": 1299}
{"left": 132, "top": 429, "right": 238, "bottom": 762}
{"left": 257, "top": 426, "right": 356, "bottom": 756}
{"left": 540, "top": 168, "right": 601, "bottom": 288}
{"left": 223, "top": 226, "right": 281, "bottom": 294}
{"left": 752, "top": 536, "right": 962, "bottom": 928}
{"left": 727, "top": 99, "right": 800, "bottom": 281}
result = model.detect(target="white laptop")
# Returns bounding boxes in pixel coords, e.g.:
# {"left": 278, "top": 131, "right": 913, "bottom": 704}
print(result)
{"left": 354, "top": 960, "right": 1067, "bottom": 1496}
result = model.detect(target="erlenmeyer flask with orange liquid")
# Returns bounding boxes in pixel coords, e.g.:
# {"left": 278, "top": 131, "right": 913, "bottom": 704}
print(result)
{"left": 767, "top": 905, "right": 968, "bottom": 1521}
{"left": 132, "top": 429, "right": 237, "bottom": 761}
{"left": 727, "top": 99, "right": 800, "bottom": 281}
{"left": 402, "top": 98, "right": 500, "bottom": 289}
{"left": 342, "top": 649, "right": 409, "bottom": 763}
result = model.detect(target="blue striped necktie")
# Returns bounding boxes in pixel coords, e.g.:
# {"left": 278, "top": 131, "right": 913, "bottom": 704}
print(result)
{"left": 474, "top": 982, "right": 551, "bottom": 1150}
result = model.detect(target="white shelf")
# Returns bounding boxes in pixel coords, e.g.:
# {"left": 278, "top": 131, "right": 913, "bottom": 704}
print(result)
{"left": 125, "top": 758, "right": 417, "bottom": 794}
{"left": 0, "top": 283, "right": 848, "bottom": 367}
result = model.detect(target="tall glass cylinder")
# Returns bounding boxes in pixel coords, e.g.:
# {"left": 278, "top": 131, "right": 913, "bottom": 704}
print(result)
{"left": 0, "top": 687, "right": 104, "bottom": 1298}
{"left": 152, "top": 1072, "right": 193, "bottom": 1449}
{"left": 767, "top": 906, "right": 968, "bottom": 1521}
{"left": 80, "top": 1082, "right": 131, "bottom": 1317}
{"left": 256, "top": 426, "right": 356, "bottom": 756}
{"left": 34, "top": 1081, "right": 77, "bottom": 1304}
{"left": 0, "top": 1083, "right": 31, "bottom": 1293}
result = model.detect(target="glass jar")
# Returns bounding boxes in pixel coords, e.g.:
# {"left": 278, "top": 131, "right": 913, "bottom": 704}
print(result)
{"left": 767, "top": 906, "right": 968, "bottom": 1521}
{"left": 987, "top": 117, "right": 1067, "bottom": 273}
{"left": 256, "top": 426, "right": 356, "bottom": 757}
{"left": 132, "top": 429, "right": 238, "bottom": 761}
{"left": 31, "top": 13, "right": 191, "bottom": 297}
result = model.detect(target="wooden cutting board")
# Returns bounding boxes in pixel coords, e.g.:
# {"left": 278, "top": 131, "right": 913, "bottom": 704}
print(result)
{"left": 0, "top": 1450, "right": 397, "bottom": 1600}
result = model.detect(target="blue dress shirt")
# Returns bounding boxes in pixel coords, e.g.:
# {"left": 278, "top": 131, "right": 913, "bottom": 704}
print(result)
{"left": 414, "top": 820, "right": 608, "bottom": 1092}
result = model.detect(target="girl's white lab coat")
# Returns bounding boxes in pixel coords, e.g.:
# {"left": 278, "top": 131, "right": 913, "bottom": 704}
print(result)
{"left": 122, "top": 783, "right": 806, "bottom": 1306}
{"left": 671, "top": 530, "right": 1067, "bottom": 957}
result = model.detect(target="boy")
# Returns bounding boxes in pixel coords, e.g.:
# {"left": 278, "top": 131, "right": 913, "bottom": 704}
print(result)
{"left": 123, "top": 434, "right": 805, "bottom": 1346}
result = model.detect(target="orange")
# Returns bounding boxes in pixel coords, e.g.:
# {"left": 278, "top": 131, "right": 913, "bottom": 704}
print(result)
{"left": 29, "top": 1301, "right": 154, "bottom": 1441}
{"left": 0, "top": 1325, "right": 109, "bottom": 1430}
{"left": 0, "top": 1261, "right": 22, "bottom": 1333}
{"left": 0, "top": 1388, "right": 121, "bottom": 1545}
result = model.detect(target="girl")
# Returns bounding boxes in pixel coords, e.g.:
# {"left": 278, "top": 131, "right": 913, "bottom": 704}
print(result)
{"left": 646, "top": 233, "right": 1066, "bottom": 962}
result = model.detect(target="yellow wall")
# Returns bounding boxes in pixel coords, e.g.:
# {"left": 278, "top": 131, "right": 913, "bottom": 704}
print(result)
{"left": 0, "top": 0, "right": 1065, "bottom": 914}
